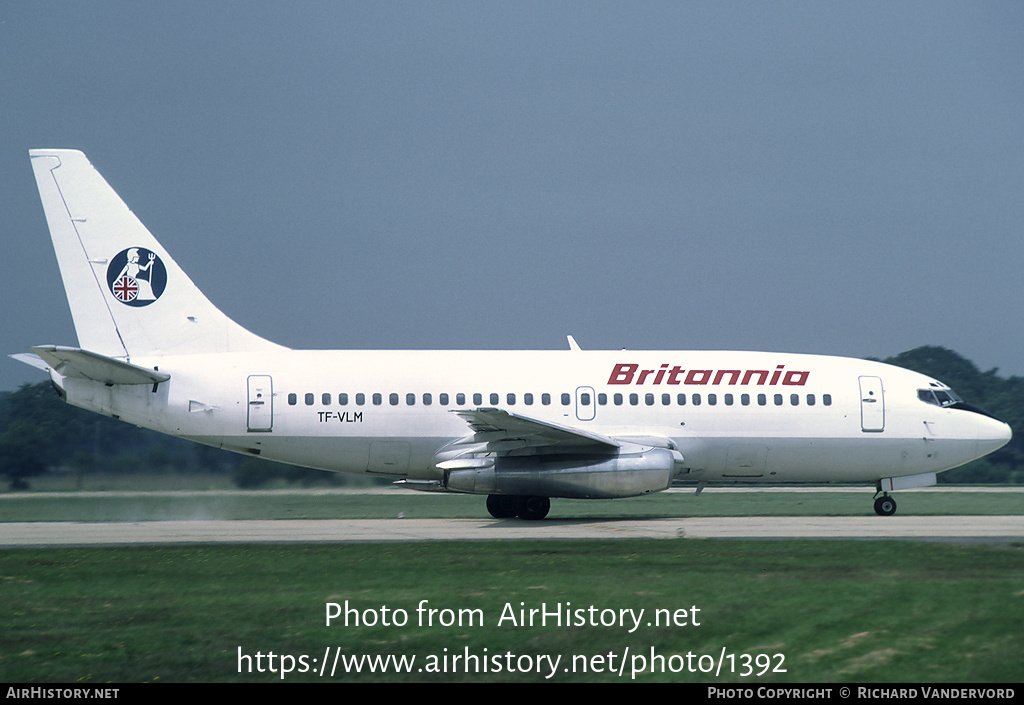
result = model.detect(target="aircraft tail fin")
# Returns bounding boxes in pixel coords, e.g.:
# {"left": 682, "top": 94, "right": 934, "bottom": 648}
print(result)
{"left": 29, "top": 149, "right": 284, "bottom": 359}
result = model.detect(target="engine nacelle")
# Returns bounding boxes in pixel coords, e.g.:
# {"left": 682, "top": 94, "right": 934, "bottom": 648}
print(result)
{"left": 445, "top": 447, "right": 678, "bottom": 499}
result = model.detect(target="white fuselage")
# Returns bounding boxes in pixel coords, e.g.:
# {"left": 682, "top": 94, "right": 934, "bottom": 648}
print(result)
{"left": 54, "top": 348, "right": 1012, "bottom": 488}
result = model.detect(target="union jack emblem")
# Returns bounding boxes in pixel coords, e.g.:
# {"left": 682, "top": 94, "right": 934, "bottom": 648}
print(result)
{"left": 106, "top": 247, "right": 167, "bottom": 307}
{"left": 112, "top": 275, "right": 139, "bottom": 302}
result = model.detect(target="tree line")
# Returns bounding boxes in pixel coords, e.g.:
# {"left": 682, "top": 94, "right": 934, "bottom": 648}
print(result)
{"left": 0, "top": 346, "right": 1020, "bottom": 490}
{"left": 0, "top": 381, "right": 336, "bottom": 490}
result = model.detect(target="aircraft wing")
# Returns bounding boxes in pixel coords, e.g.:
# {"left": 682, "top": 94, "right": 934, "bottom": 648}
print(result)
{"left": 451, "top": 407, "right": 621, "bottom": 454}
{"left": 438, "top": 408, "right": 683, "bottom": 501}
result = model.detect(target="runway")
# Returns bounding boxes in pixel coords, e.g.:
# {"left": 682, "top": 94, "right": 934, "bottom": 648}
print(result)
{"left": 3, "top": 515, "right": 1023, "bottom": 546}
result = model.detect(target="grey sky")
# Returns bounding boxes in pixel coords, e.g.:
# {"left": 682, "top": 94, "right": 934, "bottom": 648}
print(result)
{"left": 3, "top": 2, "right": 1023, "bottom": 391}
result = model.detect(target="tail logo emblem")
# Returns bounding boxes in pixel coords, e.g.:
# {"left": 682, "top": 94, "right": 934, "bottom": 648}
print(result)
{"left": 106, "top": 248, "right": 167, "bottom": 307}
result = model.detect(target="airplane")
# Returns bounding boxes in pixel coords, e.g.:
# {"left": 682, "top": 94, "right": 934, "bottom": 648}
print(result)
{"left": 14, "top": 149, "right": 1012, "bottom": 520}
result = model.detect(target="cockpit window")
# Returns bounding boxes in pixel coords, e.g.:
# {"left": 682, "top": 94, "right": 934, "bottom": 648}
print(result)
{"left": 918, "top": 388, "right": 963, "bottom": 407}
{"left": 920, "top": 382, "right": 1005, "bottom": 422}
{"left": 934, "top": 389, "right": 961, "bottom": 406}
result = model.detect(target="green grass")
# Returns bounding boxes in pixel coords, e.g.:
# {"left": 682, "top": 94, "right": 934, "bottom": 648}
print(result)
{"left": 0, "top": 487, "right": 1021, "bottom": 522}
{"left": 1, "top": 540, "right": 1022, "bottom": 683}
{"left": 2, "top": 489, "right": 1022, "bottom": 683}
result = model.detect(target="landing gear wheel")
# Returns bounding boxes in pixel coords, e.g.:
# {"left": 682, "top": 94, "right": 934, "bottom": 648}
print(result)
{"left": 518, "top": 496, "right": 551, "bottom": 521}
{"left": 486, "top": 494, "right": 520, "bottom": 519}
{"left": 874, "top": 494, "right": 897, "bottom": 517}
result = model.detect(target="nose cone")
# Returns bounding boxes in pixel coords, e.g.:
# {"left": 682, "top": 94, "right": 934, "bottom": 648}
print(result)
{"left": 953, "top": 402, "right": 1012, "bottom": 457}
{"left": 979, "top": 417, "right": 1013, "bottom": 456}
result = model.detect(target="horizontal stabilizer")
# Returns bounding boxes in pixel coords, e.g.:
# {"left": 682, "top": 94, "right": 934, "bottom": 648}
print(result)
{"left": 9, "top": 352, "right": 52, "bottom": 372}
{"left": 30, "top": 345, "right": 170, "bottom": 385}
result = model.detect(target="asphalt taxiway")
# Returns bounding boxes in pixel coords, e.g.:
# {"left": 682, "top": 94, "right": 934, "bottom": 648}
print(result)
{"left": 2, "top": 515, "right": 1023, "bottom": 546}
{"left": 3, "top": 487, "right": 1022, "bottom": 546}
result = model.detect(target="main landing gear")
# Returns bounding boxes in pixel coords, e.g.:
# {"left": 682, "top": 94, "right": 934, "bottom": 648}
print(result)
{"left": 486, "top": 494, "right": 551, "bottom": 521}
{"left": 873, "top": 492, "right": 897, "bottom": 517}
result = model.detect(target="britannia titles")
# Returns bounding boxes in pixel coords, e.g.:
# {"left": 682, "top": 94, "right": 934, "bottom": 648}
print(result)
{"left": 607, "top": 363, "right": 809, "bottom": 387}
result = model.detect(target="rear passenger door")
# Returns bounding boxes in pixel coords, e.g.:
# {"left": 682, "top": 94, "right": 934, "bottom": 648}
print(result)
{"left": 247, "top": 375, "right": 273, "bottom": 432}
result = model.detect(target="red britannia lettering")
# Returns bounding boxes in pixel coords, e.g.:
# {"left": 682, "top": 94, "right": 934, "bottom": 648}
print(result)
{"left": 608, "top": 363, "right": 637, "bottom": 385}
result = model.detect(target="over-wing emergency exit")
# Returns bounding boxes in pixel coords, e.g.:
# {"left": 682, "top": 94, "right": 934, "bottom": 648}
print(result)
{"left": 15, "top": 150, "right": 1012, "bottom": 519}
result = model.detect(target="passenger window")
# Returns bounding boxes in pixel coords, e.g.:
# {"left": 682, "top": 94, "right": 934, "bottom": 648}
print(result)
{"left": 758, "top": 394, "right": 767, "bottom": 406}
{"left": 662, "top": 393, "right": 671, "bottom": 405}
{"left": 580, "top": 393, "right": 591, "bottom": 405}
{"left": 389, "top": 393, "right": 399, "bottom": 406}
{"left": 305, "top": 393, "right": 314, "bottom": 406}
{"left": 741, "top": 394, "right": 750, "bottom": 406}
{"left": 288, "top": 393, "right": 297, "bottom": 406}
{"left": 490, "top": 393, "right": 499, "bottom": 405}
{"left": 356, "top": 393, "right": 365, "bottom": 406}
{"left": 774, "top": 394, "right": 783, "bottom": 406}
{"left": 806, "top": 394, "right": 815, "bottom": 406}
{"left": 406, "top": 393, "right": 416, "bottom": 406}
{"left": 692, "top": 394, "right": 701, "bottom": 406}
{"left": 790, "top": 394, "right": 799, "bottom": 406}
{"left": 507, "top": 393, "right": 516, "bottom": 405}
{"left": 725, "top": 394, "right": 734, "bottom": 406}
{"left": 456, "top": 393, "right": 466, "bottom": 405}
{"left": 708, "top": 394, "right": 717, "bottom": 406}
{"left": 372, "top": 393, "right": 382, "bottom": 406}
{"left": 614, "top": 393, "right": 623, "bottom": 406}
{"left": 423, "top": 393, "right": 432, "bottom": 406}
{"left": 677, "top": 393, "right": 686, "bottom": 406}
{"left": 473, "top": 393, "right": 482, "bottom": 405}
{"left": 598, "top": 393, "right": 607, "bottom": 405}
{"left": 561, "top": 393, "right": 571, "bottom": 405}
{"left": 339, "top": 393, "right": 348, "bottom": 406}
{"left": 524, "top": 393, "right": 534, "bottom": 405}
{"left": 645, "top": 393, "right": 655, "bottom": 406}
{"left": 823, "top": 394, "right": 832, "bottom": 406}
{"left": 542, "top": 393, "right": 551, "bottom": 405}
{"left": 440, "top": 393, "right": 449, "bottom": 406}
{"left": 322, "top": 393, "right": 331, "bottom": 406}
